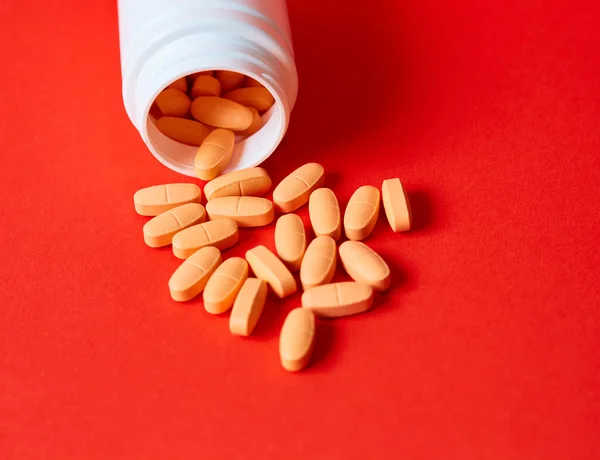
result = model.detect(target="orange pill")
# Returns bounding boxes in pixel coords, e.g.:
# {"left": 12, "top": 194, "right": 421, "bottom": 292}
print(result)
{"left": 344, "top": 185, "right": 381, "bottom": 241}
{"left": 189, "top": 70, "right": 213, "bottom": 81}
{"left": 272, "top": 163, "right": 325, "bottom": 213}
{"left": 245, "top": 77, "right": 263, "bottom": 87}
{"left": 229, "top": 278, "right": 268, "bottom": 336}
{"left": 238, "top": 107, "right": 262, "bottom": 136}
{"left": 274, "top": 213, "right": 306, "bottom": 272}
{"left": 338, "top": 241, "right": 390, "bottom": 291}
{"left": 302, "top": 282, "right": 374, "bottom": 318}
{"left": 215, "top": 70, "right": 246, "bottom": 92}
{"left": 308, "top": 188, "right": 341, "bottom": 241}
{"left": 300, "top": 236, "right": 337, "bottom": 291}
{"left": 134, "top": 183, "right": 201, "bottom": 216}
{"left": 167, "top": 77, "right": 188, "bottom": 93}
{"left": 206, "top": 196, "right": 274, "bottom": 227}
{"left": 203, "top": 257, "right": 249, "bottom": 314}
{"left": 204, "top": 167, "right": 272, "bottom": 201}
{"left": 190, "top": 97, "right": 253, "bottom": 131}
{"left": 279, "top": 308, "right": 315, "bottom": 372}
{"left": 223, "top": 87, "right": 275, "bottom": 113}
{"left": 382, "top": 178, "right": 412, "bottom": 232}
{"left": 194, "top": 128, "right": 235, "bottom": 180}
{"left": 168, "top": 246, "right": 222, "bottom": 302}
{"left": 143, "top": 203, "right": 206, "bottom": 248}
{"left": 190, "top": 75, "right": 221, "bottom": 99}
{"left": 157, "top": 117, "right": 212, "bottom": 146}
{"left": 155, "top": 88, "right": 191, "bottom": 117}
{"left": 172, "top": 219, "right": 238, "bottom": 259}
{"left": 245, "top": 245, "right": 297, "bottom": 298}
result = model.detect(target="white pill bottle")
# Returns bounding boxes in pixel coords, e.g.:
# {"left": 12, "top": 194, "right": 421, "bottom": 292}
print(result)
{"left": 117, "top": 0, "right": 298, "bottom": 177}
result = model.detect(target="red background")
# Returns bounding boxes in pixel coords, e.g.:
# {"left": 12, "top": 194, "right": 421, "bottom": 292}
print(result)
{"left": 1, "top": 0, "right": 599, "bottom": 458}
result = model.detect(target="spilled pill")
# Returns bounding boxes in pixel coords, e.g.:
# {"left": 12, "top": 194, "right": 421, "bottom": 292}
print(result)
{"left": 157, "top": 117, "right": 212, "bottom": 146}
{"left": 168, "top": 246, "right": 222, "bottom": 302}
{"left": 279, "top": 308, "right": 315, "bottom": 372}
{"left": 172, "top": 219, "right": 238, "bottom": 259}
{"left": 204, "top": 167, "right": 272, "bottom": 201}
{"left": 190, "top": 74, "right": 221, "bottom": 98}
{"left": 194, "top": 128, "right": 235, "bottom": 180}
{"left": 339, "top": 241, "right": 390, "bottom": 291}
{"left": 382, "top": 178, "right": 412, "bottom": 232}
{"left": 300, "top": 236, "right": 337, "bottom": 291}
{"left": 134, "top": 183, "right": 201, "bottom": 216}
{"left": 155, "top": 88, "right": 191, "bottom": 117}
{"left": 274, "top": 214, "right": 306, "bottom": 272}
{"left": 167, "top": 77, "right": 188, "bottom": 93}
{"left": 344, "top": 185, "right": 381, "bottom": 241}
{"left": 229, "top": 278, "right": 268, "bottom": 336}
{"left": 203, "top": 257, "right": 249, "bottom": 314}
{"left": 143, "top": 203, "right": 206, "bottom": 248}
{"left": 206, "top": 196, "right": 274, "bottom": 227}
{"left": 246, "top": 245, "right": 297, "bottom": 298}
{"left": 223, "top": 87, "right": 275, "bottom": 113}
{"left": 216, "top": 70, "right": 246, "bottom": 92}
{"left": 273, "top": 163, "right": 325, "bottom": 213}
{"left": 191, "top": 97, "right": 253, "bottom": 131}
{"left": 302, "top": 282, "right": 374, "bottom": 318}
{"left": 309, "top": 188, "right": 341, "bottom": 241}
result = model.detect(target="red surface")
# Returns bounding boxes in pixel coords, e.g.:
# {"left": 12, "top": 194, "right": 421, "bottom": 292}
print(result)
{"left": 1, "top": 0, "right": 599, "bottom": 458}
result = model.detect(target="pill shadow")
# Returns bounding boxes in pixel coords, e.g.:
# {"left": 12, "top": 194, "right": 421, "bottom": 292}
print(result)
{"left": 407, "top": 188, "right": 437, "bottom": 233}
{"left": 252, "top": 294, "right": 296, "bottom": 340}
{"left": 308, "top": 319, "right": 335, "bottom": 371}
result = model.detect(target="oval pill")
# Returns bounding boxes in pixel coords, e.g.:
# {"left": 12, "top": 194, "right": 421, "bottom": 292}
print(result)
{"left": 167, "top": 77, "right": 188, "bottom": 93}
{"left": 301, "top": 282, "right": 374, "bottom": 318}
{"left": 223, "top": 87, "right": 275, "bottom": 113}
{"left": 155, "top": 88, "right": 191, "bottom": 117}
{"left": 133, "top": 183, "right": 201, "bottom": 216}
{"left": 239, "top": 107, "right": 262, "bottom": 136}
{"left": 272, "top": 163, "right": 325, "bottom": 213}
{"left": 344, "top": 185, "right": 381, "bottom": 241}
{"left": 338, "top": 241, "right": 391, "bottom": 291}
{"left": 382, "top": 178, "right": 412, "bottom": 232}
{"left": 274, "top": 214, "right": 306, "bottom": 272}
{"left": 143, "top": 203, "right": 206, "bottom": 248}
{"left": 216, "top": 70, "right": 246, "bottom": 92}
{"left": 206, "top": 196, "right": 274, "bottom": 227}
{"left": 204, "top": 167, "right": 272, "bottom": 201}
{"left": 229, "top": 278, "right": 268, "bottom": 336}
{"left": 157, "top": 117, "right": 212, "bottom": 146}
{"left": 168, "top": 246, "right": 222, "bottom": 302}
{"left": 279, "top": 308, "right": 315, "bottom": 372}
{"left": 245, "top": 77, "right": 263, "bottom": 87}
{"left": 300, "top": 236, "right": 337, "bottom": 291}
{"left": 190, "top": 74, "right": 221, "bottom": 98}
{"left": 245, "top": 245, "right": 297, "bottom": 299}
{"left": 309, "top": 188, "right": 341, "bottom": 241}
{"left": 203, "top": 257, "right": 249, "bottom": 314}
{"left": 190, "top": 96, "right": 253, "bottom": 131}
{"left": 172, "top": 219, "right": 238, "bottom": 259}
{"left": 194, "top": 128, "right": 235, "bottom": 180}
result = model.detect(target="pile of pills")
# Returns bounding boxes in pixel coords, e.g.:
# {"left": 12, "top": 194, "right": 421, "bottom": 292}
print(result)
{"left": 133, "top": 161, "right": 412, "bottom": 372}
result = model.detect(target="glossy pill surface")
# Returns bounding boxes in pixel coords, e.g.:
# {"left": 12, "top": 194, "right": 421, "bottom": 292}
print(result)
{"left": 272, "top": 163, "right": 325, "bottom": 213}
{"left": 134, "top": 183, "right": 201, "bottom": 216}
{"left": 301, "top": 282, "right": 374, "bottom": 318}
{"left": 206, "top": 196, "right": 274, "bottom": 227}
{"left": 172, "top": 219, "right": 238, "bottom": 259}
{"left": 382, "top": 178, "right": 412, "bottom": 232}
{"left": 168, "top": 246, "right": 222, "bottom": 302}
{"left": 344, "top": 185, "right": 381, "bottom": 241}
{"left": 143, "top": 203, "right": 206, "bottom": 248}
{"left": 246, "top": 245, "right": 297, "bottom": 298}
{"left": 190, "top": 75, "right": 221, "bottom": 98}
{"left": 274, "top": 214, "right": 306, "bottom": 272}
{"left": 300, "top": 236, "right": 337, "bottom": 291}
{"left": 203, "top": 257, "right": 248, "bottom": 314}
{"left": 223, "top": 87, "right": 275, "bottom": 112}
{"left": 194, "top": 129, "right": 235, "bottom": 180}
{"left": 309, "top": 188, "right": 341, "bottom": 240}
{"left": 338, "top": 241, "right": 391, "bottom": 291}
{"left": 157, "top": 117, "right": 212, "bottom": 146}
{"left": 191, "top": 97, "right": 253, "bottom": 131}
{"left": 279, "top": 308, "right": 315, "bottom": 372}
{"left": 204, "top": 167, "right": 272, "bottom": 201}
{"left": 215, "top": 70, "right": 246, "bottom": 92}
{"left": 155, "top": 88, "right": 191, "bottom": 117}
{"left": 167, "top": 77, "right": 188, "bottom": 93}
{"left": 229, "top": 278, "right": 268, "bottom": 336}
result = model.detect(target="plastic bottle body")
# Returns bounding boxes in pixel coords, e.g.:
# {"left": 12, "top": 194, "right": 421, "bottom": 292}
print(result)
{"left": 118, "top": 0, "right": 298, "bottom": 177}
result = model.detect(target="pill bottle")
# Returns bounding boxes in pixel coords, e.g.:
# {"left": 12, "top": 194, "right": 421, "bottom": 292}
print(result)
{"left": 117, "top": 0, "right": 298, "bottom": 177}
